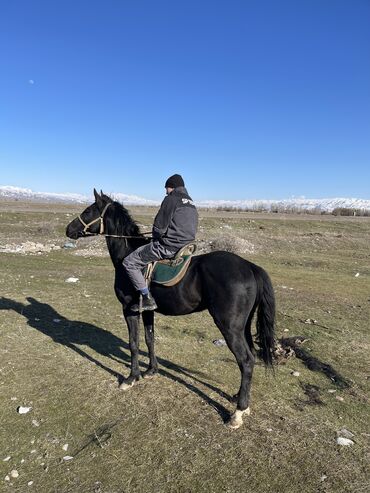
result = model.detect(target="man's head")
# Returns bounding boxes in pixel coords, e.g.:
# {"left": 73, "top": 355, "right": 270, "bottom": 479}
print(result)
{"left": 165, "top": 174, "right": 184, "bottom": 194}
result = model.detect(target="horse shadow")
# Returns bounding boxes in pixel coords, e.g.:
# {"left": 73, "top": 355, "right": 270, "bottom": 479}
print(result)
{"left": 0, "top": 296, "right": 230, "bottom": 421}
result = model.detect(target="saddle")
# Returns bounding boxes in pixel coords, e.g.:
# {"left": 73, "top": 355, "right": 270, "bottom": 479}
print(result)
{"left": 145, "top": 243, "right": 197, "bottom": 287}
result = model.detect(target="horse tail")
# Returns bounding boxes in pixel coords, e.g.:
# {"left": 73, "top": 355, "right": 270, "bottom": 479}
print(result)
{"left": 254, "top": 267, "right": 276, "bottom": 367}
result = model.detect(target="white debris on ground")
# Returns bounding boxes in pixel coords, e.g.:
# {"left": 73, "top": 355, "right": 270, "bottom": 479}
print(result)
{"left": 17, "top": 406, "right": 32, "bottom": 414}
{"left": 336, "top": 437, "right": 354, "bottom": 446}
{"left": 0, "top": 241, "right": 61, "bottom": 254}
{"left": 63, "top": 455, "right": 73, "bottom": 461}
{"left": 65, "top": 277, "right": 79, "bottom": 283}
{"left": 213, "top": 339, "right": 227, "bottom": 347}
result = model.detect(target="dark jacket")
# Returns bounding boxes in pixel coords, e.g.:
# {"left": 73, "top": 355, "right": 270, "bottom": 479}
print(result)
{"left": 152, "top": 186, "right": 198, "bottom": 250}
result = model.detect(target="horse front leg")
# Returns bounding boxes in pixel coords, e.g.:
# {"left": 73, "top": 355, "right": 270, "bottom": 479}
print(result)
{"left": 142, "top": 311, "right": 158, "bottom": 379}
{"left": 119, "top": 312, "right": 141, "bottom": 390}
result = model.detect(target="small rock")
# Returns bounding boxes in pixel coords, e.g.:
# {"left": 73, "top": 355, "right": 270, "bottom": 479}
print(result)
{"left": 355, "top": 273, "right": 360, "bottom": 277}
{"left": 28, "top": 481, "right": 34, "bottom": 486}
{"left": 63, "top": 456, "right": 73, "bottom": 461}
{"left": 10, "top": 397, "right": 17, "bottom": 401}
{"left": 321, "top": 475, "right": 327, "bottom": 482}
{"left": 5, "top": 475, "right": 10, "bottom": 481}
{"left": 10, "top": 470, "right": 19, "bottom": 479}
{"left": 336, "top": 437, "right": 354, "bottom": 446}
{"left": 30, "top": 450, "right": 36, "bottom": 454}
{"left": 21, "top": 459, "right": 25, "bottom": 464}
{"left": 304, "top": 318, "right": 317, "bottom": 325}
{"left": 283, "top": 329, "right": 289, "bottom": 332}
{"left": 336, "top": 396, "right": 344, "bottom": 402}
{"left": 65, "top": 277, "right": 79, "bottom": 283}
{"left": 62, "top": 444, "right": 69, "bottom": 451}
{"left": 3, "top": 456, "right": 11, "bottom": 462}
{"left": 267, "top": 428, "right": 273, "bottom": 432}
{"left": 63, "top": 241, "right": 76, "bottom": 249}
{"left": 212, "top": 339, "right": 226, "bottom": 347}
{"left": 31, "top": 420, "right": 40, "bottom": 427}
{"left": 337, "top": 428, "right": 354, "bottom": 439}
{"left": 328, "top": 389, "right": 336, "bottom": 394}
{"left": 53, "top": 319, "right": 61, "bottom": 323}
{"left": 291, "top": 371, "right": 300, "bottom": 377}
{"left": 17, "top": 406, "right": 32, "bottom": 414}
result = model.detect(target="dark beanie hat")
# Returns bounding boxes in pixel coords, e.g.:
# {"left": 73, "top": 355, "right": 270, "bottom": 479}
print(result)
{"left": 165, "top": 174, "right": 185, "bottom": 188}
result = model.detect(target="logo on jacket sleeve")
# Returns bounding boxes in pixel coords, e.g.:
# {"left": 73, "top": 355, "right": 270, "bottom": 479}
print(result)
{"left": 182, "top": 198, "right": 195, "bottom": 206}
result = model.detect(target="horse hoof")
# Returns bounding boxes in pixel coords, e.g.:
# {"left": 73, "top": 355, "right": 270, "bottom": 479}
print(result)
{"left": 227, "top": 408, "right": 251, "bottom": 430}
{"left": 142, "top": 370, "right": 158, "bottom": 379}
{"left": 119, "top": 380, "right": 135, "bottom": 391}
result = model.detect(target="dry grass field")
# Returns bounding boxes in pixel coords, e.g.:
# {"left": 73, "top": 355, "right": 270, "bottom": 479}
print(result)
{"left": 0, "top": 201, "right": 369, "bottom": 493}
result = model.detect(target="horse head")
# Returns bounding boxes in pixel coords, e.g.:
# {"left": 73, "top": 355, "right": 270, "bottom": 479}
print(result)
{"left": 66, "top": 189, "right": 112, "bottom": 239}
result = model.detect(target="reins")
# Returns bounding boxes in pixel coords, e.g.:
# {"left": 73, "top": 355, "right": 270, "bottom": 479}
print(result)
{"left": 82, "top": 232, "right": 152, "bottom": 239}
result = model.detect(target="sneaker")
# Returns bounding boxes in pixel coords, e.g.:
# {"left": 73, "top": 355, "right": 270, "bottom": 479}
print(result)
{"left": 131, "top": 293, "right": 158, "bottom": 313}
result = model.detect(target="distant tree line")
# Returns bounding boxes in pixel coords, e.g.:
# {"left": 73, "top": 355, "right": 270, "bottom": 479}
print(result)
{"left": 210, "top": 205, "right": 370, "bottom": 216}
{"left": 332, "top": 208, "right": 370, "bottom": 217}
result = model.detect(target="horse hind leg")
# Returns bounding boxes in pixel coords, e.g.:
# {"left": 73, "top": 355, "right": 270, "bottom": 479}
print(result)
{"left": 227, "top": 336, "right": 255, "bottom": 430}
{"left": 230, "top": 309, "right": 257, "bottom": 404}
{"left": 213, "top": 314, "right": 255, "bottom": 429}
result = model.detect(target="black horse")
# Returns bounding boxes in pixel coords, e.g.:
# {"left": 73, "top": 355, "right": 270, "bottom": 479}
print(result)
{"left": 66, "top": 189, "right": 275, "bottom": 429}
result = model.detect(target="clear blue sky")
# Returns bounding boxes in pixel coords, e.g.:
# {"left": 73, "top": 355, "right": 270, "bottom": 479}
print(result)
{"left": 0, "top": 0, "right": 369, "bottom": 201}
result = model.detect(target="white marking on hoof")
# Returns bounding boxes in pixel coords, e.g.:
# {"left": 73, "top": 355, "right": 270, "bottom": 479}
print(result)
{"left": 227, "top": 407, "right": 251, "bottom": 430}
{"left": 119, "top": 381, "right": 135, "bottom": 391}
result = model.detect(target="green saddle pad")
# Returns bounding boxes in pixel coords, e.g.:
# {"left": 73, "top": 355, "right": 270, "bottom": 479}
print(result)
{"left": 151, "top": 255, "right": 192, "bottom": 285}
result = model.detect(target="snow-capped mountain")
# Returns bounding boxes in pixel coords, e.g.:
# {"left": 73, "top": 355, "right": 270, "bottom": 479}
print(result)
{"left": 0, "top": 186, "right": 89, "bottom": 204}
{"left": 0, "top": 186, "right": 158, "bottom": 206}
{"left": 1, "top": 185, "right": 369, "bottom": 212}
{"left": 196, "top": 197, "right": 370, "bottom": 212}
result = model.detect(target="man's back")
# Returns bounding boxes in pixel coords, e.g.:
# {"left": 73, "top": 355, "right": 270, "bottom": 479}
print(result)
{"left": 153, "top": 186, "right": 198, "bottom": 250}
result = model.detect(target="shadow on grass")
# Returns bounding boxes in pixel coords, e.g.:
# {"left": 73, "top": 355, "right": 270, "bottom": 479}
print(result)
{"left": 0, "top": 296, "right": 231, "bottom": 422}
{"left": 280, "top": 336, "right": 351, "bottom": 388}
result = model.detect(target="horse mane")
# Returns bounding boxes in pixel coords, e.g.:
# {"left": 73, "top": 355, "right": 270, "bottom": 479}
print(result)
{"left": 107, "top": 199, "right": 142, "bottom": 237}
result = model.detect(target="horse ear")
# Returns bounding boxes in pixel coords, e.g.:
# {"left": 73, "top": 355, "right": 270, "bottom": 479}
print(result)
{"left": 100, "top": 190, "right": 112, "bottom": 203}
{"left": 93, "top": 188, "right": 104, "bottom": 209}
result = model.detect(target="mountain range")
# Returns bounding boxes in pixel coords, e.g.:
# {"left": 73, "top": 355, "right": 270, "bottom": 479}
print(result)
{"left": 1, "top": 185, "right": 369, "bottom": 212}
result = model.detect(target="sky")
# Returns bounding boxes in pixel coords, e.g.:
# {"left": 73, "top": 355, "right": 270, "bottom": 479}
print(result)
{"left": 0, "top": 0, "right": 369, "bottom": 201}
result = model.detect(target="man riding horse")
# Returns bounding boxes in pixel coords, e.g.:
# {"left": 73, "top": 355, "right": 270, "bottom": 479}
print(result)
{"left": 123, "top": 174, "right": 198, "bottom": 312}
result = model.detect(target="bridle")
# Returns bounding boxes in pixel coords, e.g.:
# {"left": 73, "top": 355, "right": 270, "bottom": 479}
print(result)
{"left": 78, "top": 202, "right": 112, "bottom": 235}
{"left": 77, "top": 202, "right": 152, "bottom": 240}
